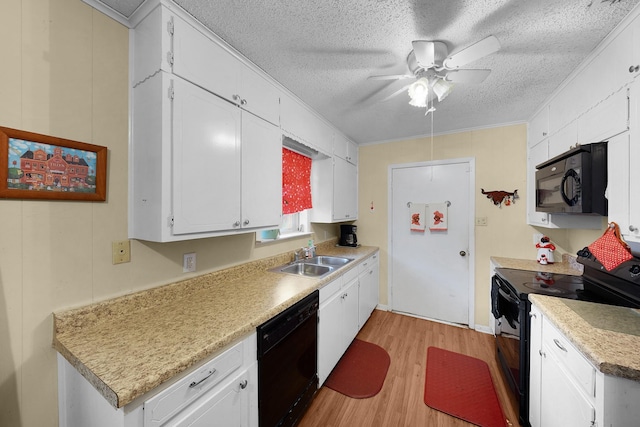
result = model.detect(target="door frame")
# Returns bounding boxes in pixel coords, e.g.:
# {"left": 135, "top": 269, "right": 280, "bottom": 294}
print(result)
{"left": 387, "top": 158, "right": 476, "bottom": 329}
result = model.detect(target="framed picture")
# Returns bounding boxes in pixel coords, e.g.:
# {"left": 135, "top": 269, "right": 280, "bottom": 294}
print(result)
{"left": 0, "top": 126, "right": 107, "bottom": 201}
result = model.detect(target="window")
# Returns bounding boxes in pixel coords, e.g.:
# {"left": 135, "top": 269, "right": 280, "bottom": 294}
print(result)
{"left": 257, "top": 147, "right": 312, "bottom": 242}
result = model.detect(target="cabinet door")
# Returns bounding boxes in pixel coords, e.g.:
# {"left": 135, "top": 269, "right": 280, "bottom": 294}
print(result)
{"left": 577, "top": 88, "right": 629, "bottom": 144}
{"left": 172, "top": 12, "right": 241, "bottom": 104}
{"left": 333, "top": 157, "right": 357, "bottom": 221}
{"left": 240, "top": 67, "right": 280, "bottom": 126}
{"left": 547, "top": 121, "right": 577, "bottom": 160}
{"left": 172, "top": 77, "right": 242, "bottom": 234}
{"left": 627, "top": 78, "right": 640, "bottom": 241}
{"left": 318, "top": 291, "right": 345, "bottom": 386}
{"left": 173, "top": 367, "right": 255, "bottom": 427}
{"left": 540, "top": 349, "right": 596, "bottom": 427}
{"left": 607, "top": 132, "right": 631, "bottom": 237}
{"left": 529, "top": 305, "right": 543, "bottom": 427}
{"left": 342, "top": 277, "right": 360, "bottom": 347}
{"left": 526, "top": 141, "right": 550, "bottom": 226}
{"left": 528, "top": 106, "right": 549, "bottom": 148}
{"left": 358, "top": 257, "right": 378, "bottom": 328}
{"left": 347, "top": 140, "right": 358, "bottom": 165}
{"left": 241, "top": 112, "right": 281, "bottom": 230}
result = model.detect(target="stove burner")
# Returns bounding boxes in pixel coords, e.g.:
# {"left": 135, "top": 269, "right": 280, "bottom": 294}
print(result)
{"left": 523, "top": 282, "right": 572, "bottom": 294}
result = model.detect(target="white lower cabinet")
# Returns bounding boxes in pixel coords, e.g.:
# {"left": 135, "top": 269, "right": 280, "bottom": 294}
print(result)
{"left": 131, "top": 71, "right": 281, "bottom": 242}
{"left": 57, "top": 334, "right": 258, "bottom": 427}
{"left": 358, "top": 253, "right": 379, "bottom": 328}
{"left": 318, "top": 254, "right": 380, "bottom": 386}
{"left": 529, "top": 303, "right": 640, "bottom": 427}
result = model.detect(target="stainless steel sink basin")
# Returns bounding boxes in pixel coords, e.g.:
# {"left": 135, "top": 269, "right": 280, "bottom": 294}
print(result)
{"left": 277, "top": 263, "right": 334, "bottom": 277}
{"left": 304, "top": 256, "right": 353, "bottom": 266}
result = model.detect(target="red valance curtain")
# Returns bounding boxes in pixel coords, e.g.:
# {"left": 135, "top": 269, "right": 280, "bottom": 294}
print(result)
{"left": 282, "top": 148, "right": 312, "bottom": 214}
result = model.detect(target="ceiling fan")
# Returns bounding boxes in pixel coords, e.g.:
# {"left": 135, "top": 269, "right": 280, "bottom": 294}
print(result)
{"left": 370, "top": 35, "right": 501, "bottom": 110}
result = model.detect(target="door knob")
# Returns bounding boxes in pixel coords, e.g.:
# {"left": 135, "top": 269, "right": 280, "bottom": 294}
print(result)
{"left": 459, "top": 251, "right": 467, "bottom": 257}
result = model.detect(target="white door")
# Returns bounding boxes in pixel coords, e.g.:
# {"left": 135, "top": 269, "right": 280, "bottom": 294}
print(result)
{"left": 389, "top": 160, "right": 474, "bottom": 325}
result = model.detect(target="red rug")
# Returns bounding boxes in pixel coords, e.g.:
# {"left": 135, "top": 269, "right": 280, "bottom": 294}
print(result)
{"left": 424, "top": 347, "right": 507, "bottom": 427}
{"left": 325, "top": 339, "right": 391, "bottom": 398}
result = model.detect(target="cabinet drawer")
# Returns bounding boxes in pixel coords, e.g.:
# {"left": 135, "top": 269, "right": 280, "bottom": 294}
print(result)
{"left": 320, "top": 277, "right": 342, "bottom": 304}
{"left": 143, "top": 341, "right": 244, "bottom": 426}
{"left": 341, "top": 266, "right": 359, "bottom": 286}
{"left": 543, "top": 318, "right": 595, "bottom": 397}
{"left": 358, "top": 254, "right": 378, "bottom": 275}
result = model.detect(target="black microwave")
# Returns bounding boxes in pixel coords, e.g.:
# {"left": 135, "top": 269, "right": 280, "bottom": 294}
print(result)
{"left": 535, "top": 142, "right": 607, "bottom": 215}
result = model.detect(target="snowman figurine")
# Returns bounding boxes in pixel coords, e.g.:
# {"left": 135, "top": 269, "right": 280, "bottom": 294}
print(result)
{"left": 536, "top": 236, "right": 556, "bottom": 265}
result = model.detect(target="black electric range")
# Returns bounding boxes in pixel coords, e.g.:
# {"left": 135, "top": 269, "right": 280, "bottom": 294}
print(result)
{"left": 492, "top": 252, "right": 640, "bottom": 427}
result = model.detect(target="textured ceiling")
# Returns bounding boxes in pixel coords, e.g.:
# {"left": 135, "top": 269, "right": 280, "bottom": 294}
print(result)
{"left": 93, "top": 0, "right": 640, "bottom": 143}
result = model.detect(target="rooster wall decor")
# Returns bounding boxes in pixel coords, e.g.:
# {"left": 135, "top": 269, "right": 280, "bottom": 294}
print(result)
{"left": 481, "top": 189, "right": 518, "bottom": 207}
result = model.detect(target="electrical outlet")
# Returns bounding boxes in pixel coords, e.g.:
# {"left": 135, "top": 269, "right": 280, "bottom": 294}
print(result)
{"left": 112, "top": 240, "right": 131, "bottom": 264}
{"left": 475, "top": 217, "right": 488, "bottom": 226}
{"left": 183, "top": 253, "right": 196, "bottom": 273}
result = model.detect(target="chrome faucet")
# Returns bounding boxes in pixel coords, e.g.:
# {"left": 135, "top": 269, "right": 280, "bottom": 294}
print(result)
{"left": 294, "top": 247, "right": 307, "bottom": 261}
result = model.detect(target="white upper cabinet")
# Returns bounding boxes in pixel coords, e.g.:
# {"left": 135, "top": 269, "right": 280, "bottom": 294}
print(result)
{"left": 131, "top": 72, "right": 281, "bottom": 242}
{"left": 334, "top": 133, "right": 358, "bottom": 165}
{"left": 528, "top": 106, "right": 549, "bottom": 148}
{"left": 132, "top": 4, "right": 279, "bottom": 126}
{"left": 333, "top": 157, "right": 358, "bottom": 221}
{"left": 280, "top": 92, "right": 333, "bottom": 155}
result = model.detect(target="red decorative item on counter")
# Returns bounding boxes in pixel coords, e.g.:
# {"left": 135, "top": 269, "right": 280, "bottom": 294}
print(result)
{"left": 588, "top": 222, "right": 633, "bottom": 271}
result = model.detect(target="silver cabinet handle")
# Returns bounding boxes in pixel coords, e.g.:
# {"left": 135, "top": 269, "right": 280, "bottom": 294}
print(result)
{"left": 553, "top": 338, "right": 567, "bottom": 352}
{"left": 539, "top": 349, "right": 546, "bottom": 358}
{"left": 530, "top": 312, "right": 537, "bottom": 319}
{"left": 630, "top": 225, "right": 638, "bottom": 232}
{"left": 241, "top": 98, "right": 247, "bottom": 105}
{"left": 630, "top": 65, "right": 640, "bottom": 73}
{"left": 233, "top": 221, "right": 241, "bottom": 227}
{"left": 239, "top": 379, "right": 248, "bottom": 389}
{"left": 189, "top": 369, "right": 217, "bottom": 388}
{"left": 243, "top": 219, "right": 250, "bottom": 226}
{"left": 542, "top": 132, "right": 547, "bottom": 136}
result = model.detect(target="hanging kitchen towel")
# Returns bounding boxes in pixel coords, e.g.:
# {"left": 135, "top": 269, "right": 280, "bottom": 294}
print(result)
{"left": 410, "top": 203, "right": 426, "bottom": 232}
{"left": 428, "top": 202, "right": 448, "bottom": 231}
{"left": 588, "top": 222, "right": 633, "bottom": 271}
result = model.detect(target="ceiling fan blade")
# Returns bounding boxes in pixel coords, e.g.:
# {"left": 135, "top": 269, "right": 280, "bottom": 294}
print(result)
{"left": 412, "top": 41, "right": 436, "bottom": 68}
{"left": 444, "top": 69, "right": 492, "bottom": 84}
{"left": 379, "top": 83, "right": 412, "bottom": 102}
{"left": 443, "top": 35, "right": 500, "bottom": 70}
{"left": 368, "top": 74, "right": 414, "bottom": 80}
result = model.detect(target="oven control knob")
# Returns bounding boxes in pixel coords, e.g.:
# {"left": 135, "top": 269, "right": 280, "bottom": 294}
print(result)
{"left": 629, "top": 265, "right": 640, "bottom": 276}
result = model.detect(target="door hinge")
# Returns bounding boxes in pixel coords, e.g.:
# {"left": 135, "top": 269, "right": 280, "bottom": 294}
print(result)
{"left": 167, "top": 17, "right": 174, "bottom": 35}
{"left": 168, "top": 216, "right": 174, "bottom": 227}
{"left": 168, "top": 81, "right": 174, "bottom": 100}
{"left": 167, "top": 51, "right": 174, "bottom": 66}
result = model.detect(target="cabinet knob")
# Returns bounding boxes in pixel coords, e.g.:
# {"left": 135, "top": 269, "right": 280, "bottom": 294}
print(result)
{"left": 459, "top": 250, "right": 467, "bottom": 257}
{"left": 629, "top": 65, "right": 640, "bottom": 73}
{"left": 241, "top": 98, "right": 247, "bottom": 105}
{"left": 541, "top": 217, "right": 547, "bottom": 222}
{"left": 539, "top": 349, "right": 546, "bottom": 358}
{"left": 529, "top": 312, "right": 537, "bottom": 319}
{"left": 243, "top": 219, "right": 250, "bottom": 226}
{"left": 232, "top": 94, "right": 241, "bottom": 102}
{"left": 630, "top": 225, "right": 638, "bottom": 232}
{"left": 542, "top": 132, "right": 547, "bottom": 136}
{"left": 233, "top": 221, "right": 241, "bottom": 227}
{"left": 239, "top": 379, "right": 248, "bottom": 389}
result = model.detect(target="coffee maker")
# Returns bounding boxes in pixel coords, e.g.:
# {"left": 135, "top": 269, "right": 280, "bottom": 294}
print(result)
{"left": 339, "top": 224, "right": 358, "bottom": 247}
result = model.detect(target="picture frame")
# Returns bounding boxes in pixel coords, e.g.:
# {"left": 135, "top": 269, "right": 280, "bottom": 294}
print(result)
{"left": 0, "top": 126, "right": 107, "bottom": 201}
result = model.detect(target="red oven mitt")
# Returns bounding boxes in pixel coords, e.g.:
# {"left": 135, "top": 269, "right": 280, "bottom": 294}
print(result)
{"left": 588, "top": 222, "right": 633, "bottom": 271}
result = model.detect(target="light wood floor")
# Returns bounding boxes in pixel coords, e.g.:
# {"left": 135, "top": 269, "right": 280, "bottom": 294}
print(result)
{"left": 299, "top": 310, "right": 518, "bottom": 427}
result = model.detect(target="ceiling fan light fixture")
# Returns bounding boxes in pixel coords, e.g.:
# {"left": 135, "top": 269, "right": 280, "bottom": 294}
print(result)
{"left": 431, "top": 78, "right": 454, "bottom": 102}
{"left": 408, "top": 77, "right": 429, "bottom": 107}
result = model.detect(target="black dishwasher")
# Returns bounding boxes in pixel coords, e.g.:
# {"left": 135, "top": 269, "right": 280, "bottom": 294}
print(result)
{"left": 257, "top": 290, "right": 318, "bottom": 427}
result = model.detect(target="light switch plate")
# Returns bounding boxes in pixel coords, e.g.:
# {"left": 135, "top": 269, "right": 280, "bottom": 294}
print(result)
{"left": 112, "top": 240, "right": 131, "bottom": 264}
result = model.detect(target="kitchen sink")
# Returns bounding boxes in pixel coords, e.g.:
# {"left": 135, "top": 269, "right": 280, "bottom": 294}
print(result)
{"left": 277, "top": 263, "right": 334, "bottom": 277}
{"left": 303, "top": 256, "right": 353, "bottom": 266}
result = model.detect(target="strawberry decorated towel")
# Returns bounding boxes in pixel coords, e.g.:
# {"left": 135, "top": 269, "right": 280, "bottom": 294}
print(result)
{"left": 428, "top": 203, "right": 448, "bottom": 231}
{"left": 410, "top": 203, "right": 426, "bottom": 232}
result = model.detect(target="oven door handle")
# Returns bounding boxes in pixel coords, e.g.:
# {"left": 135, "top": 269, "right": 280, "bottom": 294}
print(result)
{"left": 498, "top": 285, "right": 519, "bottom": 305}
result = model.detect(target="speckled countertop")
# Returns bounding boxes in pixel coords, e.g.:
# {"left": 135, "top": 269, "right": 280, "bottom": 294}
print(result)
{"left": 530, "top": 294, "right": 640, "bottom": 382}
{"left": 491, "top": 254, "right": 583, "bottom": 276}
{"left": 53, "top": 241, "right": 379, "bottom": 409}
